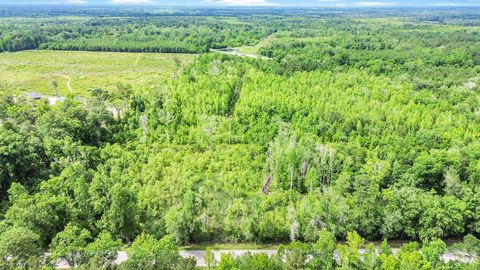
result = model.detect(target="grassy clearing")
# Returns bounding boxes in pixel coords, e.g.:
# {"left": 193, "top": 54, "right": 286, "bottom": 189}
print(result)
{"left": 236, "top": 32, "right": 278, "bottom": 55}
{"left": 0, "top": 50, "right": 196, "bottom": 96}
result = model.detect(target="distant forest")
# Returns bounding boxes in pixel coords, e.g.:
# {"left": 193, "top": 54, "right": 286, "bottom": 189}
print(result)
{"left": 0, "top": 11, "right": 274, "bottom": 53}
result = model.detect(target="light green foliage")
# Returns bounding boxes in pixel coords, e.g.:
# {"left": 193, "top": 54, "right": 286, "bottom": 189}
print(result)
{"left": 237, "top": 253, "right": 281, "bottom": 270}
{"left": 165, "top": 191, "right": 200, "bottom": 244}
{"left": 6, "top": 183, "right": 69, "bottom": 245}
{"left": 396, "top": 242, "right": 432, "bottom": 270}
{"left": 422, "top": 239, "right": 446, "bottom": 267}
{"left": 98, "top": 184, "right": 139, "bottom": 242}
{"left": 308, "top": 229, "right": 337, "bottom": 270}
{"left": 121, "top": 234, "right": 183, "bottom": 270}
{"left": 379, "top": 254, "right": 398, "bottom": 270}
{"left": 378, "top": 240, "right": 397, "bottom": 270}
{"left": 337, "top": 231, "right": 365, "bottom": 269}
{"left": 295, "top": 189, "right": 352, "bottom": 240}
{"left": 85, "top": 232, "right": 122, "bottom": 268}
{"left": 419, "top": 195, "right": 468, "bottom": 240}
{"left": 218, "top": 253, "right": 236, "bottom": 270}
{"left": 278, "top": 241, "right": 311, "bottom": 270}
{"left": 205, "top": 247, "right": 216, "bottom": 269}
{"left": 463, "top": 187, "right": 480, "bottom": 235}
{"left": 219, "top": 252, "right": 281, "bottom": 270}
{"left": 381, "top": 187, "right": 426, "bottom": 239}
{"left": 363, "top": 243, "right": 380, "bottom": 270}
{"left": 40, "top": 163, "right": 95, "bottom": 231}
{"left": 49, "top": 223, "right": 92, "bottom": 267}
{"left": 0, "top": 226, "right": 43, "bottom": 270}
{"left": 379, "top": 240, "right": 392, "bottom": 256}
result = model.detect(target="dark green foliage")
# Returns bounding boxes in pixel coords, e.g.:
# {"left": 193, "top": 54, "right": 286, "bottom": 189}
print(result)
{"left": 0, "top": 123, "right": 48, "bottom": 197}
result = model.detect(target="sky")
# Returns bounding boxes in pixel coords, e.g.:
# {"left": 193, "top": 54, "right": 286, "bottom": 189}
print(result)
{"left": 2, "top": 0, "right": 480, "bottom": 7}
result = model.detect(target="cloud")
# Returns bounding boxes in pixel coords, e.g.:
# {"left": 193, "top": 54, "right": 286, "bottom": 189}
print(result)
{"left": 40, "top": 0, "right": 86, "bottom": 3}
{"left": 110, "top": 0, "right": 154, "bottom": 3}
{"left": 431, "top": 2, "right": 457, "bottom": 5}
{"left": 317, "top": 0, "right": 340, "bottom": 6}
{"left": 355, "top": 1, "right": 396, "bottom": 6}
{"left": 202, "top": 0, "right": 280, "bottom": 6}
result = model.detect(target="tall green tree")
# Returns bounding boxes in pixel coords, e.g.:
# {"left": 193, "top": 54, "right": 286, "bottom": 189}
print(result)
{"left": 0, "top": 226, "right": 43, "bottom": 270}
{"left": 49, "top": 223, "right": 92, "bottom": 267}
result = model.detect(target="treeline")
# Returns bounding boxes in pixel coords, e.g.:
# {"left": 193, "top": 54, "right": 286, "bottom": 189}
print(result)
{"left": 39, "top": 41, "right": 206, "bottom": 54}
{"left": 2, "top": 227, "right": 479, "bottom": 269}
{"left": 0, "top": 32, "right": 45, "bottom": 52}
{"left": 217, "top": 232, "right": 480, "bottom": 270}
{"left": 0, "top": 16, "right": 273, "bottom": 53}
{"left": 259, "top": 20, "right": 480, "bottom": 82}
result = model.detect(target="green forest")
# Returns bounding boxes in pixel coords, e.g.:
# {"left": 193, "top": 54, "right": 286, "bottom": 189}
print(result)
{"left": 0, "top": 12, "right": 273, "bottom": 53}
{"left": 0, "top": 6, "right": 480, "bottom": 270}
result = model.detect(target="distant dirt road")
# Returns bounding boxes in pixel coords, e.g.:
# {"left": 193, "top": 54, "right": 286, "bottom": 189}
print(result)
{"left": 53, "top": 74, "right": 73, "bottom": 93}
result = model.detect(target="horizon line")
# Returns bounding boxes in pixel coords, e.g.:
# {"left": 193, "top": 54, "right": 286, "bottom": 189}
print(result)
{"left": 0, "top": 4, "right": 479, "bottom": 8}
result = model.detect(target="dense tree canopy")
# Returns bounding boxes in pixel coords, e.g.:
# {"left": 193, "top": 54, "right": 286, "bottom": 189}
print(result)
{"left": 0, "top": 6, "right": 479, "bottom": 269}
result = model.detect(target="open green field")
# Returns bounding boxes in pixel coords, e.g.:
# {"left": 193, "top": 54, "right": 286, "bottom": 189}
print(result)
{"left": 236, "top": 32, "right": 277, "bottom": 55}
{"left": 0, "top": 50, "right": 196, "bottom": 96}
